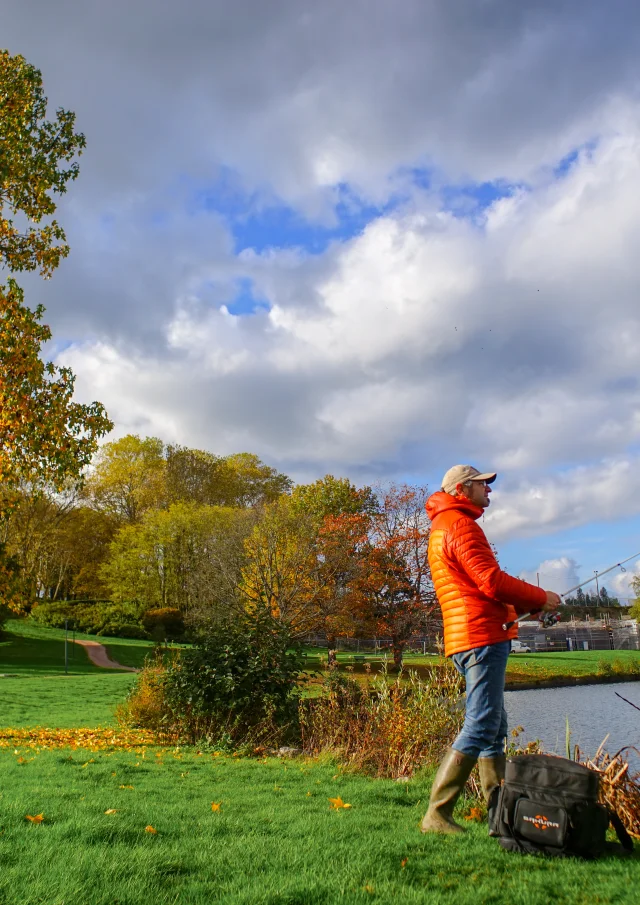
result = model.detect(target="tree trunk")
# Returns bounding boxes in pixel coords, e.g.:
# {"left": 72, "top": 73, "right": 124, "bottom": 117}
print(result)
{"left": 392, "top": 641, "right": 404, "bottom": 671}
{"left": 326, "top": 636, "right": 338, "bottom": 669}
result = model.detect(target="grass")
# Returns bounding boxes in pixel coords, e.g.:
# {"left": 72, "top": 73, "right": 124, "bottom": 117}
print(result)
{"left": 0, "top": 619, "right": 173, "bottom": 673}
{"left": 503, "top": 649, "right": 640, "bottom": 685}
{"left": 0, "top": 747, "right": 637, "bottom": 905}
{"left": 0, "top": 673, "right": 136, "bottom": 727}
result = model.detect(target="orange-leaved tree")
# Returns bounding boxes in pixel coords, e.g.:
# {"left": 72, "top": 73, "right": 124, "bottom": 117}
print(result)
{"left": 357, "top": 485, "right": 437, "bottom": 669}
{"left": 240, "top": 476, "right": 376, "bottom": 664}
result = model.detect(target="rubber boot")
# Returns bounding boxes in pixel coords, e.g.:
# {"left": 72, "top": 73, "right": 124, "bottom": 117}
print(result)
{"left": 477, "top": 755, "right": 505, "bottom": 803}
{"left": 420, "top": 748, "right": 477, "bottom": 834}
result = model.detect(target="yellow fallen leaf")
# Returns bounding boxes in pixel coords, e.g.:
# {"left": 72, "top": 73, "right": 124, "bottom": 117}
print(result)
{"left": 328, "top": 796, "right": 351, "bottom": 810}
{"left": 145, "top": 825, "right": 157, "bottom": 834}
{"left": 211, "top": 802, "right": 222, "bottom": 812}
{"left": 104, "top": 809, "right": 118, "bottom": 815}
{"left": 306, "top": 791, "right": 312, "bottom": 797}
{"left": 119, "top": 785, "right": 134, "bottom": 790}
{"left": 25, "top": 814, "right": 44, "bottom": 824}
{"left": 363, "top": 884, "right": 375, "bottom": 894}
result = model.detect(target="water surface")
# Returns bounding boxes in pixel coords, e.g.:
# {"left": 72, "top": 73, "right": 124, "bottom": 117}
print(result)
{"left": 505, "top": 681, "right": 640, "bottom": 769}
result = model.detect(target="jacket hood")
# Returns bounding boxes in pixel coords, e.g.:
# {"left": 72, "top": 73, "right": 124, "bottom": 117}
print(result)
{"left": 426, "top": 490, "right": 484, "bottom": 522}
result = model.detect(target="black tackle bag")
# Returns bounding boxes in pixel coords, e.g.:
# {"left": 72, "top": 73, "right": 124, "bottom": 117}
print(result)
{"left": 488, "top": 754, "right": 633, "bottom": 859}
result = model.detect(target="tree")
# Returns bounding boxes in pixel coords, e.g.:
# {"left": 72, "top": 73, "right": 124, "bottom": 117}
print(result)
{"left": 291, "top": 474, "right": 376, "bottom": 520}
{"left": 221, "top": 452, "right": 292, "bottom": 507}
{"left": 0, "top": 280, "right": 112, "bottom": 506}
{"left": 166, "top": 447, "right": 290, "bottom": 508}
{"left": 1, "top": 49, "right": 85, "bottom": 277}
{"left": 241, "top": 477, "right": 377, "bottom": 665}
{"left": 629, "top": 576, "right": 640, "bottom": 623}
{"left": 100, "top": 501, "right": 248, "bottom": 615}
{"left": 359, "top": 485, "right": 437, "bottom": 669}
{"left": 85, "top": 434, "right": 166, "bottom": 524}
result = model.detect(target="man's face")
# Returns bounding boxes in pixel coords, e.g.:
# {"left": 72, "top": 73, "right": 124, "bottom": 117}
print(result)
{"left": 458, "top": 479, "right": 492, "bottom": 508}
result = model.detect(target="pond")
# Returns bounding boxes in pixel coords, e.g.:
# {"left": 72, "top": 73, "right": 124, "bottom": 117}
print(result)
{"left": 505, "top": 681, "right": 640, "bottom": 769}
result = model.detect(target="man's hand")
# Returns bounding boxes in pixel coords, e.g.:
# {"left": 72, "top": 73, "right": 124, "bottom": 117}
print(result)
{"left": 542, "top": 590, "right": 561, "bottom": 612}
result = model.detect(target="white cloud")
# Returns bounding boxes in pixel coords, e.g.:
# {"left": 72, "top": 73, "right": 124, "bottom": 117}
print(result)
{"left": 4, "top": 0, "right": 640, "bottom": 548}
{"left": 519, "top": 557, "right": 580, "bottom": 595}
{"left": 484, "top": 458, "right": 640, "bottom": 541}
{"left": 53, "top": 122, "right": 640, "bottom": 510}
{"left": 609, "top": 560, "right": 640, "bottom": 600}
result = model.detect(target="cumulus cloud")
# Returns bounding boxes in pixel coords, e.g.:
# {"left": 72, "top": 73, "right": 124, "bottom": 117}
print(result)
{"left": 55, "top": 124, "right": 640, "bottom": 503}
{"left": 5, "top": 0, "right": 640, "bottom": 546}
{"left": 609, "top": 560, "right": 640, "bottom": 600}
{"left": 519, "top": 558, "right": 580, "bottom": 595}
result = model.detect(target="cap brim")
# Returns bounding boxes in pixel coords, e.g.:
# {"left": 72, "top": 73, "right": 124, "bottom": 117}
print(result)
{"left": 470, "top": 472, "right": 497, "bottom": 484}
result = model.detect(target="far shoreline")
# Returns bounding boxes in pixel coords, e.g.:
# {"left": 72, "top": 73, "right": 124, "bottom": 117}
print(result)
{"left": 505, "top": 672, "right": 640, "bottom": 692}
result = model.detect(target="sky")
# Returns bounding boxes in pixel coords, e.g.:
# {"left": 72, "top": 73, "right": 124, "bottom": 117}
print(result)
{"left": 3, "top": 0, "right": 640, "bottom": 596}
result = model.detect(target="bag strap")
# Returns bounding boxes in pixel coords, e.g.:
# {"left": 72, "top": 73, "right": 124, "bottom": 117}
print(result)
{"left": 609, "top": 811, "right": 634, "bottom": 853}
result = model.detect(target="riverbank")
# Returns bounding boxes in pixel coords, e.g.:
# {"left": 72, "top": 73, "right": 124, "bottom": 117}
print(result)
{"left": 505, "top": 672, "right": 640, "bottom": 691}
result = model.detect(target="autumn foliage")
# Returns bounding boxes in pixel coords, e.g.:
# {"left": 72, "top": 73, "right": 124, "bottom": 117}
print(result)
{"left": 0, "top": 49, "right": 85, "bottom": 277}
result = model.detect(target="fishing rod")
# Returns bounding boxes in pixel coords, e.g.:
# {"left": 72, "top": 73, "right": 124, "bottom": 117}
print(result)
{"left": 502, "top": 550, "right": 640, "bottom": 632}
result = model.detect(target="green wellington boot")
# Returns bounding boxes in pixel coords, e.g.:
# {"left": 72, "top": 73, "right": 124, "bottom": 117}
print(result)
{"left": 477, "top": 755, "right": 506, "bottom": 803}
{"left": 420, "top": 748, "right": 477, "bottom": 834}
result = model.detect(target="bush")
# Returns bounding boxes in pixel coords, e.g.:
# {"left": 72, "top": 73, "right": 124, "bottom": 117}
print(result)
{"left": 300, "top": 660, "right": 464, "bottom": 778}
{"left": 598, "top": 658, "right": 614, "bottom": 676}
{"left": 0, "top": 603, "right": 12, "bottom": 636}
{"left": 120, "top": 610, "right": 305, "bottom": 748}
{"left": 31, "top": 598, "right": 148, "bottom": 639}
{"left": 141, "top": 607, "right": 185, "bottom": 641}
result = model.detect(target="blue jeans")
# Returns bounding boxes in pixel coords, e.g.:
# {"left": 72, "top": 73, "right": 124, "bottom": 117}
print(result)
{"left": 451, "top": 641, "right": 511, "bottom": 758}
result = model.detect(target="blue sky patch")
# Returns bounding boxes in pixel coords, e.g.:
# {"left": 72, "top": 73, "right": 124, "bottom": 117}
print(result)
{"left": 225, "top": 277, "right": 270, "bottom": 316}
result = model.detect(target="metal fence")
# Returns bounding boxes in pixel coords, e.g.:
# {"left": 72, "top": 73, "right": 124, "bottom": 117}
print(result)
{"left": 517, "top": 621, "right": 640, "bottom": 652}
{"left": 306, "top": 621, "right": 640, "bottom": 654}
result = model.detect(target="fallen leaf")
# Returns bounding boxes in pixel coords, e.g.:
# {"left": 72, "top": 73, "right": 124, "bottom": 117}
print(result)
{"left": 363, "top": 884, "right": 375, "bottom": 894}
{"left": 464, "top": 807, "right": 483, "bottom": 822}
{"left": 25, "top": 814, "right": 44, "bottom": 824}
{"left": 306, "top": 791, "right": 312, "bottom": 797}
{"left": 104, "top": 809, "right": 118, "bottom": 815}
{"left": 145, "top": 825, "right": 157, "bottom": 834}
{"left": 401, "top": 858, "right": 408, "bottom": 869}
{"left": 211, "top": 802, "right": 222, "bottom": 811}
{"left": 328, "top": 796, "right": 351, "bottom": 810}
{"left": 119, "top": 785, "right": 134, "bottom": 790}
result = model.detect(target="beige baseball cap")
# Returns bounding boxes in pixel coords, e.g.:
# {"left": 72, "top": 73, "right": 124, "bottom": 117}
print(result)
{"left": 441, "top": 464, "right": 497, "bottom": 494}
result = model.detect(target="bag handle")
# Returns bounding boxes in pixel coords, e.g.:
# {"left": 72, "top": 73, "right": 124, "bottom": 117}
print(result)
{"left": 609, "top": 811, "right": 634, "bottom": 853}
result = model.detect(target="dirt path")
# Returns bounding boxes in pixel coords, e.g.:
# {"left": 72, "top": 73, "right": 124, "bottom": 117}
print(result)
{"left": 72, "top": 640, "right": 138, "bottom": 672}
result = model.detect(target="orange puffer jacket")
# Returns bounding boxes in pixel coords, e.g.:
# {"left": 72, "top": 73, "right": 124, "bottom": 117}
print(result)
{"left": 426, "top": 491, "right": 547, "bottom": 657}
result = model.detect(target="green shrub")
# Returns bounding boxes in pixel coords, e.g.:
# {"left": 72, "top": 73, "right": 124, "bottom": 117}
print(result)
{"left": 597, "top": 658, "right": 613, "bottom": 676}
{"left": 31, "top": 599, "right": 148, "bottom": 639}
{"left": 141, "top": 607, "right": 185, "bottom": 641}
{"left": 121, "top": 610, "right": 305, "bottom": 748}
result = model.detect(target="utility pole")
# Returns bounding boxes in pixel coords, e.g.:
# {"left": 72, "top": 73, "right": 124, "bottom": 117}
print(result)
{"left": 594, "top": 571, "right": 600, "bottom": 602}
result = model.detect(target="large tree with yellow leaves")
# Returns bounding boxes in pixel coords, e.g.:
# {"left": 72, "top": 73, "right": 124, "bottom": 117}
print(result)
{"left": 0, "top": 49, "right": 112, "bottom": 608}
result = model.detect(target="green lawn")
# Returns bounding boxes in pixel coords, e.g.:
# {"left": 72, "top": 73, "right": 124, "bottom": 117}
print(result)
{"left": 1, "top": 619, "right": 169, "bottom": 673}
{"left": 0, "top": 747, "right": 637, "bottom": 905}
{"left": 0, "top": 673, "right": 136, "bottom": 727}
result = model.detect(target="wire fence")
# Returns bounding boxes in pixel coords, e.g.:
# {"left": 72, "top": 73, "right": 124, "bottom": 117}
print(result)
{"left": 305, "top": 621, "right": 640, "bottom": 654}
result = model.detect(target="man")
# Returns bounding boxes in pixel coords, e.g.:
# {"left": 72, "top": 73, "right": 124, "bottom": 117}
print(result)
{"left": 420, "top": 465, "right": 560, "bottom": 834}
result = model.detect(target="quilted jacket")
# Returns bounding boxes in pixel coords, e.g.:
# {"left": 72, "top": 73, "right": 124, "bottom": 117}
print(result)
{"left": 426, "top": 491, "right": 547, "bottom": 657}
